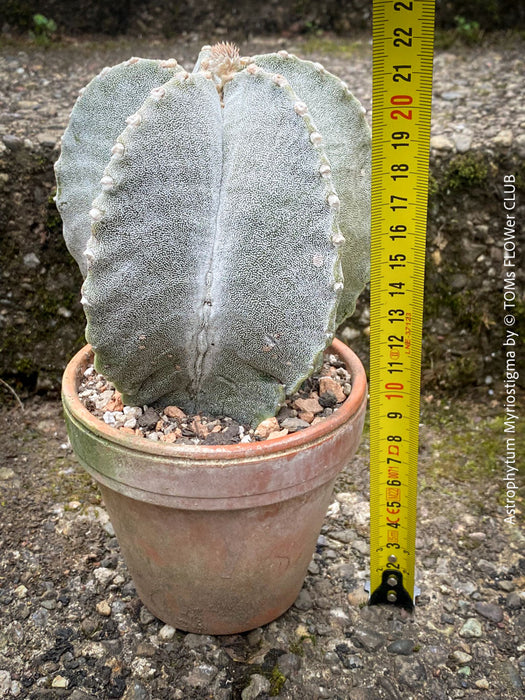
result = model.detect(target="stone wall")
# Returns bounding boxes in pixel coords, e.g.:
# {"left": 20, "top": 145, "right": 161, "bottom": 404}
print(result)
{"left": 2, "top": 0, "right": 524, "bottom": 36}
{"left": 1, "top": 134, "right": 523, "bottom": 399}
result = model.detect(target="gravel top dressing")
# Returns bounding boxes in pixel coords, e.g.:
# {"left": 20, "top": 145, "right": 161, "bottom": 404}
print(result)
{"left": 77, "top": 354, "right": 352, "bottom": 446}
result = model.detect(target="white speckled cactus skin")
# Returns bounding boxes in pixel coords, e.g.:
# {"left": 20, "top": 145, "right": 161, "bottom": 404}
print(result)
{"left": 55, "top": 44, "right": 371, "bottom": 425}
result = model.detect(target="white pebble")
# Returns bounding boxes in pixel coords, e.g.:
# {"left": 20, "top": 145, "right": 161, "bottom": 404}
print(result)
{"left": 103, "top": 412, "right": 116, "bottom": 425}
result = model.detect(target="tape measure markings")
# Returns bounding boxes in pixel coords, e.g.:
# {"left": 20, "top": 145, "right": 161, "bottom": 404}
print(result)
{"left": 369, "top": 0, "right": 435, "bottom": 610}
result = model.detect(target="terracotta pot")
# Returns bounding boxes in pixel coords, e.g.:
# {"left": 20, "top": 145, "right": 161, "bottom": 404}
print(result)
{"left": 62, "top": 339, "right": 367, "bottom": 635}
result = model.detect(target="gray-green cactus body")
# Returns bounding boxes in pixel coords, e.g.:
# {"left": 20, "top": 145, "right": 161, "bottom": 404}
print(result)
{"left": 56, "top": 44, "right": 371, "bottom": 426}
{"left": 254, "top": 51, "right": 371, "bottom": 324}
{"left": 54, "top": 57, "right": 181, "bottom": 276}
{"left": 83, "top": 68, "right": 343, "bottom": 424}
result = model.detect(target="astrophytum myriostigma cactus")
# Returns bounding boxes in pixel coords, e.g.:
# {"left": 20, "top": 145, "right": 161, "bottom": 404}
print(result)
{"left": 55, "top": 43, "right": 371, "bottom": 426}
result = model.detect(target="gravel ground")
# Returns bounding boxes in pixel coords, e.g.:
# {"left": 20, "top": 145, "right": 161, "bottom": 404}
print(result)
{"left": 0, "top": 33, "right": 524, "bottom": 155}
{"left": 0, "top": 393, "right": 523, "bottom": 699}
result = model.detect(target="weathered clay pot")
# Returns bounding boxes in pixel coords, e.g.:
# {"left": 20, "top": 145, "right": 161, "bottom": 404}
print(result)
{"left": 62, "top": 339, "right": 367, "bottom": 635}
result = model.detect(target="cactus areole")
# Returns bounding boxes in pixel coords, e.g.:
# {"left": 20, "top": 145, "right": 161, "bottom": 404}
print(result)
{"left": 55, "top": 43, "right": 371, "bottom": 426}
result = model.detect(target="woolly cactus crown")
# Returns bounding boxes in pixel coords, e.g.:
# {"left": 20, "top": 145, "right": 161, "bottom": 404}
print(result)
{"left": 55, "top": 43, "right": 371, "bottom": 426}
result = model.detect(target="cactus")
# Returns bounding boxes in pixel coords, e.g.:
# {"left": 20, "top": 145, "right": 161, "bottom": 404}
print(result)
{"left": 55, "top": 43, "right": 370, "bottom": 426}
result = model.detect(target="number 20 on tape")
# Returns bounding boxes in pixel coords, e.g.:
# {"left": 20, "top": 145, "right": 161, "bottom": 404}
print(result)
{"left": 368, "top": 0, "right": 435, "bottom": 610}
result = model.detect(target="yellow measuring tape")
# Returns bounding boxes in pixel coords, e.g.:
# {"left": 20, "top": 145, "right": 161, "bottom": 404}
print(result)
{"left": 369, "top": 0, "right": 435, "bottom": 609}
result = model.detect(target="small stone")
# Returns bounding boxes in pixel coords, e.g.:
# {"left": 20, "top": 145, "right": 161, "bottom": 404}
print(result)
{"left": 122, "top": 682, "right": 150, "bottom": 700}
{"left": 164, "top": 405, "right": 186, "bottom": 421}
{"left": 158, "top": 624, "right": 176, "bottom": 641}
{"left": 387, "top": 639, "right": 415, "bottom": 655}
{"left": 242, "top": 674, "right": 271, "bottom": 700}
{"left": 23, "top": 252, "right": 40, "bottom": 268}
{"left": 267, "top": 429, "right": 289, "bottom": 440}
{"left": 298, "top": 411, "right": 315, "bottom": 423}
{"left": 14, "top": 584, "right": 27, "bottom": 598}
{"left": 280, "top": 417, "right": 310, "bottom": 432}
{"left": 191, "top": 416, "right": 210, "bottom": 439}
{"left": 105, "top": 391, "right": 124, "bottom": 411}
{"left": 430, "top": 135, "right": 454, "bottom": 151}
{"left": 474, "top": 678, "right": 490, "bottom": 690}
{"left": 451, "top": 650, "right": 473, "bottom": 664}
{"left": 347, "top": 587, "right": 369, "bottom": 607}
{"left": 492, "top": 129, "right": 513, "bottom": 147}
{"left": 277, "top": 653, "right": 302, "bottom": 675}
{"left": 95, "top": 389, "right": 114, "bottom": 410}
{"left": 0, "top": 467, "right": 15, "bottom": 480}
{"left": 31, "top": 608, "right": 49, "bottom": 627}
{"left": 0, "top": 671, "right": 10, "bottom": 696}
{"left": 497, "top": 580, "right": 515, "bottom": 592}
{"left": 474, "top": 601, "right": 503, "bottom": 623}
{"left": 136, "top": 642, "right": 157, "bottom": 657}
{"left": 186, "top": 663, "right": 218, "bottom": 688}
{"left": 395, "top": 658, "right": 427, "bottom": 688}
{"left": 96, "top": 600, "right": 111, "bottom": 616}
{"left": 459, "top": 618, "right": 483, "bottom": 638}
{"left": 294, "top": 397, "right": 323, "bottom": 414}
{"left": 94, "top": 567, "right": 116, "bottom": 588}
{"left": 254, "top": 417, "right": 279, "bottom": 438}
{"left": 294, "top": 589, "right": 313, "bottom": 611}
{"left": 318, "top": 392, "right": 337, "bottom": 408}
{"left": 506, "top": 592, "right": 523, "bottom": 609}
{"left": 51, "top": 675, "right": 69, "bottom": 689}
{"left": 352, "top": 627, "right": 385, "bottom": 652}
{"left": 319, "top": 376, "right": 346, "bottom": 403}
{"left": 138, "top": 407, "right": 160, "bottom": 429}
{"left": 139, "top": 606, "right": 156, "bottom": 624}
{"left": 441, "top": 90, "right": 463, "bottom": 100}
{"left": 453, "top": 132, "right": 473, "bottom": 153}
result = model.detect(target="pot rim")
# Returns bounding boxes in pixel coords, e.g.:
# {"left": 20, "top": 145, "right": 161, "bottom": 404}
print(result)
{"left": 62, "top": 338, "right": 367, "bottom": 462}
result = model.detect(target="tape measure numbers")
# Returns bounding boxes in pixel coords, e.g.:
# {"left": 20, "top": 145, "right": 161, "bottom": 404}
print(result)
{"left": 369, "top": 0, "right": 435, "bottom": 609}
